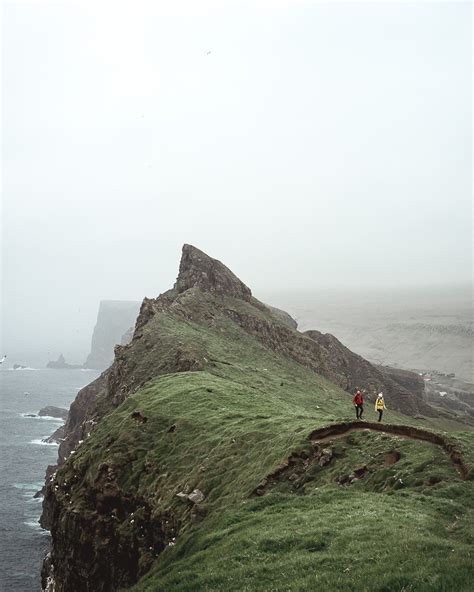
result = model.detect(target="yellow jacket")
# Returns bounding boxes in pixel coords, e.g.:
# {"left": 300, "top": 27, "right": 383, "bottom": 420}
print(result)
{"left": 375, "top": 398, "right": 386, "bottom": 410}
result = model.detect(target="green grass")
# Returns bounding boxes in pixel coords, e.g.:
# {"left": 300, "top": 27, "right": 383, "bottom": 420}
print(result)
{"left": 134, "top": 491, "right": 473, "bottom": 592}
{"left": 54, "top": 293, "right": 474, "bottom": 591}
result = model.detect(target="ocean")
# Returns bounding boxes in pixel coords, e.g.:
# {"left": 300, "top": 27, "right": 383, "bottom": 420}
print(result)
{"left": 0, "top": 367, "right": 99, "bottom": 591}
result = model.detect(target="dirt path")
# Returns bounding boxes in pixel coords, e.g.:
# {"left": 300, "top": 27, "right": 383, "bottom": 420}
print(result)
{"left": 309, "top": 421, "right": 469, "bottom": 480}
{"left": 253, "top": 421, "right": 469, "bottom": 496}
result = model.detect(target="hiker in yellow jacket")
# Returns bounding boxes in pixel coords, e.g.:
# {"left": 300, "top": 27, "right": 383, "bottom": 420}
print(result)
{"left": 375, "top": 392, "right": 386, "bottom": 422}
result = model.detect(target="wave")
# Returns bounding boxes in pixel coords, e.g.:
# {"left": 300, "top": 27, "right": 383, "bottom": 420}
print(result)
{"left": 27, "top": 495, "right": 43, "bottom": 504}
{"left": 13, "top": 482, "right": 44, "bottom": 491}
{"left": 7, "top": 367, "right": 38, "bottom": 371}
{"left": 20, "top": 413, "right": 65, "bottom": 422}
{"left": 29, "top": 438, "right": 59, "bottom": 447}
{"left": 23, "top": 519, "right": 49, "bottom": 534}
{"left": 14, "top": 483, "right": 44, "bottom": 503}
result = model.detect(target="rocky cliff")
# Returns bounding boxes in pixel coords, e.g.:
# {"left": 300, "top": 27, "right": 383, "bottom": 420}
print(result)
{"left": 41, "top": 245, "right": 455, "bottom": 592}
{"left": 84, "top": 301, "right": 141, "bottom": 370}
{"left": 303, "top": 330, "right": 431, "bottom": 416}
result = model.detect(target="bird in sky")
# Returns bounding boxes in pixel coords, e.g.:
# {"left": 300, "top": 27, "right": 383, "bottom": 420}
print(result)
{"left": 206, "top": 51, "right": 211, "bottom": 55}
{"left": 0, "top": 355, "right": 6, "bottom": 364}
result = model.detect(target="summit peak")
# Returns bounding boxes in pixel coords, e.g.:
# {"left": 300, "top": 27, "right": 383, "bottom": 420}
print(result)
{"left": 174, "top": 244, "right": 252, "bottom": 301}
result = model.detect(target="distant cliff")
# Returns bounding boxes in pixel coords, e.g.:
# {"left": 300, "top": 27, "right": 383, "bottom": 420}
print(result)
{"left": 84, "top": 301, "right": 141, "bottom": 370}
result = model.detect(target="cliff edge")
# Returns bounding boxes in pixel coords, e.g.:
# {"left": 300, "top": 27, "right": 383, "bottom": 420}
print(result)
{"left": 40, "top": 245, "right": 470, "bottom": 592}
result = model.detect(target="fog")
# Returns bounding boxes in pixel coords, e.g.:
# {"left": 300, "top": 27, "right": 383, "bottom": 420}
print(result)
{"left": 2, "top": 0, "right": 472, "bottom": 363}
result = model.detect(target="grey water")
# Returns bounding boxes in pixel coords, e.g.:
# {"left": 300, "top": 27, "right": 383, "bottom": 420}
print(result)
{"left": 0, "top": 368, "right": 99, "bottom": 591}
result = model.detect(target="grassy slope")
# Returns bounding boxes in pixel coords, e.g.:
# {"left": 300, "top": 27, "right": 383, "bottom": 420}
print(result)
{"left": 60, "top": 296, "right": 474, "bottom": 591}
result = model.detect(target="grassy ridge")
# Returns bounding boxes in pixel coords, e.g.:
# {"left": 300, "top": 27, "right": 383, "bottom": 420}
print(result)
{"left": 57, "top": 300, "right": 473, "bottom": 591}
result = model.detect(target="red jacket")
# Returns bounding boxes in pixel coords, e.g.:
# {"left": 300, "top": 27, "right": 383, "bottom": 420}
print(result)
{"left": 353, "top": 392, "right": 363, "bottom": 405}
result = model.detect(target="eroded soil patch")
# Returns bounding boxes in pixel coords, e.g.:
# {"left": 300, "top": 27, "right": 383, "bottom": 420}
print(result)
{"left": 309, "top": 421, "right": 469, "bottom": 480}
{"left": 254, "top": 421, "right": 468, "bottom": 496}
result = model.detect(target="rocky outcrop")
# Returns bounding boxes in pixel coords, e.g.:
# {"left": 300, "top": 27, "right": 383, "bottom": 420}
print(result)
{"left": 377, "top": 365, "right": 425, "bottom": 397}
{"left": 304, "top": 330, "right": 431, "bottom": 415}
{"left": 47, "top": 354, "right": 82, "bottom": 369}
{"left": 39, "top": 406, "right": 69, "bottom": 420}
{"left": 174, "top": 244, "right": 252, "bottom": 301}
{"left": 54, "top": 372, "right": 109, "bottom": 475}
{"left": 43, "top": 425, "right": 66, "bottom": 445}
{"left": 266, "top": 305, "right": 298, "bottom": 329}
{"left": 84, "top": 301, "right": 141, "bottom": 370}
{"left": 41, "top": 488, "right": 177, "bottom": 592}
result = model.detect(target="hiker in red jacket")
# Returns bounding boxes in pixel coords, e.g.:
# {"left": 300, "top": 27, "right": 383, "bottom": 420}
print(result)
{"left": 353, "top": 389, "right": 364, "bottom": 420}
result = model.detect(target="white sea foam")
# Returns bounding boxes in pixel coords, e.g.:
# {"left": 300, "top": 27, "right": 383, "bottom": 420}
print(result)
{"left": 8, "top": 367, "right": 38, "bottom": 371}
{"left": 13, "top": 482, "right": 44, "bottom": 491}
{"left": 23, "top": 519, "right": 48, "bottom": 534}
{"left": 29, "top": 439, "right": 59, "bottom": 447}
{"left": 13, "top": 482, "right": 44, "bottom": 503}
{"left": 20, "top": 413, "right": 64, "bottom": 422}
{"left": 27, "top": 495, "right": 43, "bottom": 504}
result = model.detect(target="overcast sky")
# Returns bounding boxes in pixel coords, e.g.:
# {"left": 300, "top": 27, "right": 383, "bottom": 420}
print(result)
{"left": 2, "top": 0, "right": 472, "bottom": 360}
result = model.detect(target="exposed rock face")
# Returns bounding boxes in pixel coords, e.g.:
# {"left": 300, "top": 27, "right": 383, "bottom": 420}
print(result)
{"left": 51, "top": 372, "right": 109, "bottom": 476}
{"left": 266, "top": 305, "right": 298, "bottom": 329}
{"left": 304, "top": 330, "right": 431, "bottom": 415}
{"left": 41, "top": 491, "right": 177, "bottom": 592}
{"left": 84, "top": 301, "right": 141, "bottom": 370}
{"left": 43, "top": 425, "right": 66, "bottom": 445}
{"left": 46, "top": 354, "right": 82, "bottom": 369}
{"left": 176, "top": 489, "right": 205, "bottom": 504}
{"left": 39, "top": 406, "right": 69, "bottom": 420}
{"left": 377, "top": 365, "right": 425, "bottom": 396}
{"left": 174, "top": 244, "right": 252, "bottom": 301}
{"left": 41, "top": 244, "right": 440, "bottom": 591}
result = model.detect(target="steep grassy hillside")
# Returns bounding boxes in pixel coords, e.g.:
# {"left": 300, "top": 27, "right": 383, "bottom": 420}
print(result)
{"left": 42, "top": 246, "right": 473, "bottom": 592}
{"left": 56, "top": 362, "right": 473, "bottom": 591}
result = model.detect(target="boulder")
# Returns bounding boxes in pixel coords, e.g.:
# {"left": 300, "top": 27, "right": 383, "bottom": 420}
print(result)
{"left": 176, "top": 489, "right": 205, "bottom": 504}
{"left": 188, "top": 489, "right": 205, "bottom": 504}
{"left": 318, "top": 448, "right": 333, "bottom": 466}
